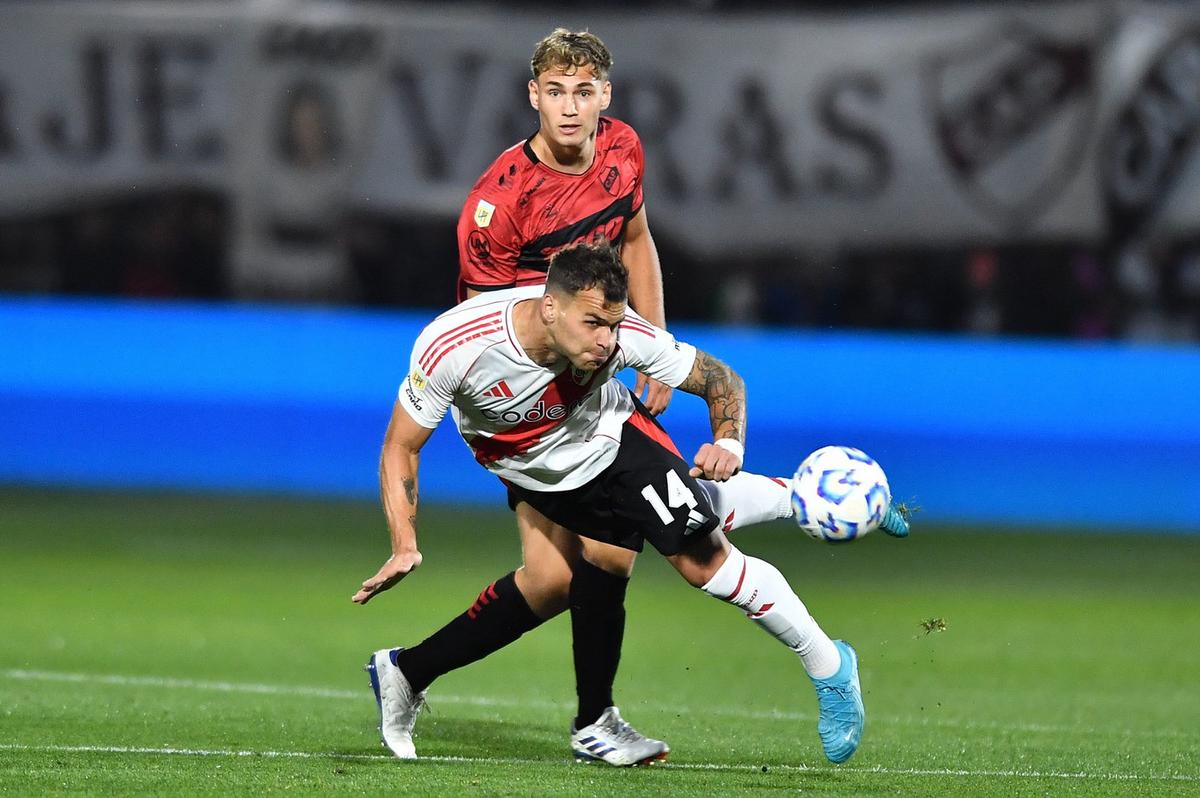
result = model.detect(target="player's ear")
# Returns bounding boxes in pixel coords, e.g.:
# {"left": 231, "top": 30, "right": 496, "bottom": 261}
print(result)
{"left": 541, "top": 294, "right": 557, "bottom": 324}
{"left": 600, "top": 80, "right": 612, "bottom": 111}
{"left": 528, "top": 79, "right": 540, "bottom": 111}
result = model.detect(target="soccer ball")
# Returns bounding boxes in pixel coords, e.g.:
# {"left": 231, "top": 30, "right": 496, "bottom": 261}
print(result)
{"left": 791, "top": 445, "right": 891, "bottom": 542}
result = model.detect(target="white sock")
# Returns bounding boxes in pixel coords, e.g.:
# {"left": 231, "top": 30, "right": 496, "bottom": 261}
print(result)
{"left": 698, "top": 472, "right": 793, "bottom": 532}
{"left": 700, "top": 546, "right": 841, "bottom": 678}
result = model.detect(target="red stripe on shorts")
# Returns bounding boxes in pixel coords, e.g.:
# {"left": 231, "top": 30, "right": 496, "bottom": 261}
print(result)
{"left": 626, "top": 407, "right": 682, "bottom": 459}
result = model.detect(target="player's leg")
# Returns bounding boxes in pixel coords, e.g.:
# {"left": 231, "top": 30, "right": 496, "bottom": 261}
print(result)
{"left": 550, "top": 514, "right": 667, "bottom": 766}
{"left": 503, "top": 492, "right": 668, "bottom": 766}
{"left": 395, "top": 506, "right": 570, "bottom": 693}
{"left": 570, "top": 535, "right": 635, "bottom": 732}
{"left": 512, "top": 504, "right": 580, "bottom": 617}
{"left": 666, "top": 531, "right": 864, "bottom": 764}
{"left": 614, "top": 409, "right": 864, "bottom": 764}
{"left": 368, "top": 508, "right": 571, "bottom": 759}
{"left": 696, "top": 471, "right": 792, "bottom": 532}
{"left": 667, "top": 533, "right": 841, "bottom": 677}
{"left": 697, "top": 470, "right": 911, "bottom": 537}
{"left": 511, "top": 502, "right": 648, "bottom": 734}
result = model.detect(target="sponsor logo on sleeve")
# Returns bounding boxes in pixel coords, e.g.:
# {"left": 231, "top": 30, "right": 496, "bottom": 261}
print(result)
{"left": 404, "top": 381, "right": 424, "bottom": 411}
{"left": 474, "top": 199, "right": 496, "bottom": 228}
{"left": 467, "top": 230, "right": 491, "bottom": 265}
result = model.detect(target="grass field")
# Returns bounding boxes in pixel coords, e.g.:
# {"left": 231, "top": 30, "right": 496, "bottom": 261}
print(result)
{"left": 1, "top": 488, "right": 1198, "bottom": 796}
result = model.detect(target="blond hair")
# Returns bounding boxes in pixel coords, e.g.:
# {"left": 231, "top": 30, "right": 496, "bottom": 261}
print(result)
{"left": 530, "top": 28, "right": 613, "bottom": 80}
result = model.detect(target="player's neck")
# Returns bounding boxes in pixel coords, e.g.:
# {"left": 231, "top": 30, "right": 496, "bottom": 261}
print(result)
{"left": 512, "top": 299, "right": 562, "bottom": 368}
{"left": 530, "top": 130, "right": 596, "bottom": 175}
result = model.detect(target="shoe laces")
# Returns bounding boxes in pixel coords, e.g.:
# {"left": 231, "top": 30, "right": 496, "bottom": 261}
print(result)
{"left": 406, "top": 691, "right": 428, "bottom": 721}
{"left": 815, "top": 684, "right": 859, "bottom": 721}
{"left": 601, "top": 713, "right": 642, "bottom": 744}
{"left": 816, "top": 682, "right": 852, "bottom": 700}
{"left": 389, "top": 683, "right": 428, "bottom": 727}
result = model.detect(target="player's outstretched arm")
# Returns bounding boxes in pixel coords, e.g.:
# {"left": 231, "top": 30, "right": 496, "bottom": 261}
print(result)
{"left": 352, "top": 401, "right": 435, "bottom": 605}
{"left": 623, "top": 207, "right": 673, "bottom": 416}
{"left": 676, "top": 349, "right": 746, "bottom": 482}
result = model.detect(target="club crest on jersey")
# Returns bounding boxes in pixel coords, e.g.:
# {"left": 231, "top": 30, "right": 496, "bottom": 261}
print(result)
{"left": 474, "top": 199, "right": 496, "bottom": 228}
{"left": 410, "top": 369, "right": 427, "bottom": 390}
{"left": 570, "top": 367, "right": 590, "bottom": 385}
{"left": 602, "top": 165, "right": 620, "bottom": 195}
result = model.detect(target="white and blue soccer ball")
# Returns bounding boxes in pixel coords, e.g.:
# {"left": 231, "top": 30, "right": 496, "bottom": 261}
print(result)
{"left": 791, "top": 445, "right": 891, "bottom": 542}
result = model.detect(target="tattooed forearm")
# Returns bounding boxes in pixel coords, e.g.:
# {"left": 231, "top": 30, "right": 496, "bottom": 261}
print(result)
{"left": 402, "top": 477, "right": 417, "bottom": 507}
{"left": 678, "top": 350, "right": 746, "bottom": 444}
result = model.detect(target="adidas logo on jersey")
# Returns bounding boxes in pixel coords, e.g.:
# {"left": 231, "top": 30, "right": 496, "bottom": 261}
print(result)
{"left": 483, "top": 380, "right": 514, "bottom": 398}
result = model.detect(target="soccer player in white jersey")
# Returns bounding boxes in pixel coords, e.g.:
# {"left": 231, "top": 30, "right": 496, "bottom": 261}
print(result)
{"left": 354, "top": 241, "right": 868, "bottom": 766}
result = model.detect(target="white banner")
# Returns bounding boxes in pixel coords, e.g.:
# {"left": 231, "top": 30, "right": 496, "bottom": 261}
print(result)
{"left": 0, "top": 0, "right": 1197, "bottom": 266}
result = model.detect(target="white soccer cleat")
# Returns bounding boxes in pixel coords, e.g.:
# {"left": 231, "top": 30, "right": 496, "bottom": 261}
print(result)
{"left": 570, "top": 706, "right": 669, "bottom": 766}
{"left": 365, "top": 648, "right": 426, "bottom": 760}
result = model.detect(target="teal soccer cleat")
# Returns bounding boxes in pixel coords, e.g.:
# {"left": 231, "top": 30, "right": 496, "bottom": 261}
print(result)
{"left": 809, "top": 640, "right": 864, "bottom": 764}
{"left": 879, "top": 502, "right": 910, "bottom": 538}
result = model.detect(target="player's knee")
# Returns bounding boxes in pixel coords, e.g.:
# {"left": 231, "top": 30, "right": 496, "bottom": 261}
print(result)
{"left": 514, "top": 563, "right": 572, "bottom": 617}
{"left": 668, "top": 532, "right": 730, "bottom": 588}
{"left": 579, "top": 539, "right": 637, "bottom": 578}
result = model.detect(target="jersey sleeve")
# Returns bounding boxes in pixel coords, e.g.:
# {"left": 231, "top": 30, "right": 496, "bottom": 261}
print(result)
{"left": 616, "top": 309, "right": 697, "bottom": 387}
{"left": 396, "top": 325, "right": 460, "bottom": 429}
{"left": 457, "top": 192, "right": 523, "bottom": 293}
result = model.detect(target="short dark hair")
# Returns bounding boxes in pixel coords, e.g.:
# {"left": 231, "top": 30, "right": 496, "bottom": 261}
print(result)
{"left": 545, "top": 241, "right": 628, "bottom": 304}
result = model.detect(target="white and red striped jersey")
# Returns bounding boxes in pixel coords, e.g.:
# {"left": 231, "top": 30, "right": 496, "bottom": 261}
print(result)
{"left": 397, "top": 286, "right": 697, "bottom": 492}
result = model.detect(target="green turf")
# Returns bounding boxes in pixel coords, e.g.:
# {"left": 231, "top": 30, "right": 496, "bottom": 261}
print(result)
{"left": 1, "top": 488, "right": 1198, "bottom": 796}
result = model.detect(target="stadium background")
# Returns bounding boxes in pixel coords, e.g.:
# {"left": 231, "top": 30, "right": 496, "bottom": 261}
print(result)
{"left": 1, "top": 0, "right": 1198, "bottom": 528}
{"left": 1, "top": 2, "right": 1199, "bottom": 795}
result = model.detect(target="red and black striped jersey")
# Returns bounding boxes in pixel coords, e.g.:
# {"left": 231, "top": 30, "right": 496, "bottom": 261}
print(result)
{"left": 455, "top": 117, "right": 645, "bottom": 301}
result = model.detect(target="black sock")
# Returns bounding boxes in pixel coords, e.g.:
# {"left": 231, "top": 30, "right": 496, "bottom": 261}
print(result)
{"left": 394, "top": 571, "right": 542, "bottom": 694}
{"left": 570, "top": 559, "right": 630, "bottom": 730}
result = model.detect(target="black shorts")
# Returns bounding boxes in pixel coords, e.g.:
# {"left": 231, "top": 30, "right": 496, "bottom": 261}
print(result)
{"left": 506, "top": 399, "right": 720, "bottom": 556}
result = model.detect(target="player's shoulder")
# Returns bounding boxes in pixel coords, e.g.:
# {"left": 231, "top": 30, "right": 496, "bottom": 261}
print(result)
{"left": 465, "top": 138, "right": 540, "bottom": 206}
{"left": 415, "top": 287, "right": 540, "bottom": 375}
{"left": 434, "top": 285, "right": 536, "bottom": 320}
{"left": 414, "top": 298, "right": 508, "bottom": 375}
{"left": 617, "top": 305, "right": 662, "bottom": 340}
{"left": 599, "top": 116, "right": 642, "bottom": 150}
{"left": 425, "top": 291, "right": 509, "bottom": 333}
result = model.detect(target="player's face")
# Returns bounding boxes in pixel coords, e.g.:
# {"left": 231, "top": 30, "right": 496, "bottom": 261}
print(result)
{"left": 547, "top": 287, "right": 625, "bottom": 371}
{"left": 528, "top": 65, "right": 611, "bottom": 151}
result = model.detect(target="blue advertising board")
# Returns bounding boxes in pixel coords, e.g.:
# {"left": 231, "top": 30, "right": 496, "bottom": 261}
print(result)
{"left": 2, "top": 298, "right": 1197, "bottom": 531}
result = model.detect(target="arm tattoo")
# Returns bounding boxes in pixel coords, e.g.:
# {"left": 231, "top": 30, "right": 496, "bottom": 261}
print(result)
{"left": 402, "top": 477, "right": 417, "bottom": 507}
{"left": 678, "top": 350, "right": 746, "bottom": 444}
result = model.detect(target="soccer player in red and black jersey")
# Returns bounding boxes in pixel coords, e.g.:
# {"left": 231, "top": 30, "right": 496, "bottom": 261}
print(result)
{"left": 456, "top": 31, "right": 668, "bottom": 416}
{"left": 452, "top": 29, "right": 677, "bottom": 762}
{"left": 457, "top": 110, "right": 653, "bottom": 307}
